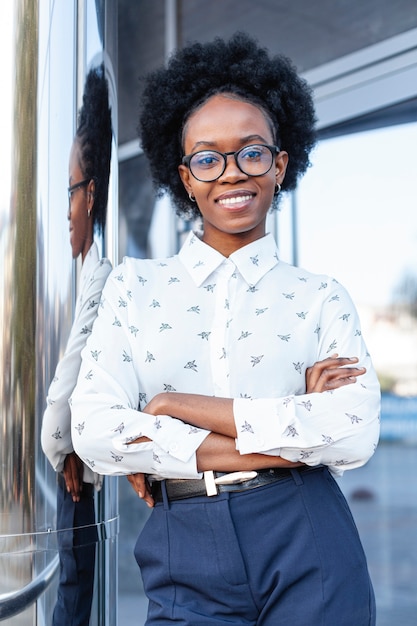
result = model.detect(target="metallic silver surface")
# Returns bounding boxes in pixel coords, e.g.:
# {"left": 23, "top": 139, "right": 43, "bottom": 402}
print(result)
{"left": 0, "top": 1, "right": 40, "bottom": 622}
{"left": 0, "top": 1, "right": 118, "bottom": 623}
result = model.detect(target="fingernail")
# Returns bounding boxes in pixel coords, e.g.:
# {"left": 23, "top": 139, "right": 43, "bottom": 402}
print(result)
{"left": 138, "top": 491, "right": 143, "bottom": 498}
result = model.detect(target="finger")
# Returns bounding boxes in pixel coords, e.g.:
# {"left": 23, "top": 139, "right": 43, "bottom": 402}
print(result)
{"left": 308, "top": 367, "right": 364, "bottom": 393}
{"left": 65, "top": 458, "right": 82, "bottom": 502}
{"left": 127, "top": 473, "right": 146, "bottom": 495}
{"left": 308, "top": 360, "right": 363, "bottom": 384}
{"left": 310, "top": 355, "right": 359, "bottom": 373}
{"left": 70, "top": 459, "right": 82, "bottom": 500}
{"left": 64, "top": 474, "right": 80, "bottom": 502}
{"left": 69, "top": 477, "right": 81, "bottom": 502}
{"left": 142, "top": 491, "right": 155, "bottom": 508}
{"left": 324, "top": 366, "right": 366, "bottom": 381}
{"left": 323, "top": 375, "right": 359, "bottom": 390}
{"left": 306, "top": 354, "right": 340, "bottom": 389}
{"left": 321, "top": 366, "right": 366, "bottom": 388}
{"left": 63, "top": 464, "right": 75, "bottom": 495}
{"left": 142, "top": 477, "right": 155, "bottom": 508}
{"left": 126, "top": 474, "right": 140, "bottom": 495}
{"left": 127, "top": 474, "right": 155, "bottom": 508}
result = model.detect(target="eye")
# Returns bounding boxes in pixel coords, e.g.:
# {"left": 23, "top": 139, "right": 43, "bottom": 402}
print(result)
{"left": 239, "top": 145, "right": 265, "bottom": 162}
{"left": 192, "top": 151, "right": 222, "bottom": 169}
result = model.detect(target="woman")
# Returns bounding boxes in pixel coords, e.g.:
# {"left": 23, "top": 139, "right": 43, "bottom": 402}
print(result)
{"left": 72, "top": 34, "right": 380, "bottom": 625}
{"left": 41, "top": 64, "right": 112, "bottom": 626}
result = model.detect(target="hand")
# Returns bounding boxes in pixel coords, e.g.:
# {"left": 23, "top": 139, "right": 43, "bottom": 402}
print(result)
{"left": 305, "top": 354, "right": 366, "bottom": 393}
{"left": 63, "top": 452, "right": 84, "bottom": 502}
{"left": 127, "top": 473, "right": 154, "bottom": 508}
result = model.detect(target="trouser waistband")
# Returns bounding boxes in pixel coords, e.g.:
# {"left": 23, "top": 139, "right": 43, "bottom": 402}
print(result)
{"left": 151, "top": 466, "right": 322, "bottom": 502}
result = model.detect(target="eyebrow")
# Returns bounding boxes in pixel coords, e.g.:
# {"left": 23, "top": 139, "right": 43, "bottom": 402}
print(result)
{"left": 189, "top": 134, "right": 271, "bottom": 153}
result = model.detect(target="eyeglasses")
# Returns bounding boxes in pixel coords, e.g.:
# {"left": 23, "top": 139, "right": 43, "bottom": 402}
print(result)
{"left": 67, "top": 178, "right": 91, "bottom": 204}
{"left": 182, "top": 144, "right": 280, "bottom": 182}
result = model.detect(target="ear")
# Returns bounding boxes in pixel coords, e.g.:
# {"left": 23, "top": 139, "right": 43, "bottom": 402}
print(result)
{"left": 275, "top": 151, "right": 289, "bottom": 186}
{"left": 178, "top": 164, "right": 194, "bottom": 197}
{"left": 87, "top": 179, "right": 95, "bottom": 212}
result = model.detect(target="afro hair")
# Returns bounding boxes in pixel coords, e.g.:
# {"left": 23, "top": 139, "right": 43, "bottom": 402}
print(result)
{"left": 138, "top": 32, "right": 316, "bottom": 219}
{"left": 76, "top": 63, "right": 112, "bottom": 235}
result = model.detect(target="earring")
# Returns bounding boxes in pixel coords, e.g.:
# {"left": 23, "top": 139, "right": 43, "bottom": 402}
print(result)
{"left": 189, "top": 192, "right": 196, "bottom": 203}
{"left": 274, "top": 183, "right": 281, "bottom": 196}
{"left": 87, "top": 209, "right": 91, "bottom": 217}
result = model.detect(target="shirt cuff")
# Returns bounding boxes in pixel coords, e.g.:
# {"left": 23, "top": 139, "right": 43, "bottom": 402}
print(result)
{"left": 148, "top": 414, "right": 210, "bottom": 463}
{"left": 149, "top": 449, "right": 203, "bottom": 479}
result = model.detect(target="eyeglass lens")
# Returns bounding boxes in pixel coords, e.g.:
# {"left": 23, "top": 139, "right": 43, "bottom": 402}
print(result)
{"left": 188, "top": 144, "right": 275, "bottom": 182}
{"left": 68, "top": 179, "right": 90, "bottom": 204}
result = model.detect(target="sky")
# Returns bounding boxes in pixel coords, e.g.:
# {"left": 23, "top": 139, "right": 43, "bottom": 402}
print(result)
{"left": 278, "top": 122, "right": 417, "bottom": 309}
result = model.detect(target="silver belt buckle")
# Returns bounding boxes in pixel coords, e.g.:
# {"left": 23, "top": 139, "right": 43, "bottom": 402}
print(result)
{"left": 203, "top": 470, "right": 258, "bottom": 496}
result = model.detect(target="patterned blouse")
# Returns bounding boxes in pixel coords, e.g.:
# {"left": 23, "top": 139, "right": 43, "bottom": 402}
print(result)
{"left": 41, "top": 242, "right": 112, "bottom": 487}
{"left": 71, "top": 232, "right": 380, "bottom": 480}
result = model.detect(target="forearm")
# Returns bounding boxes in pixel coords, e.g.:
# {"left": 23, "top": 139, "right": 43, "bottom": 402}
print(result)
{"left": 196, "top": 433, "right": 302, "bottom": 472}
{"left": 147, "top": 393, "right": 236, "bottom": 438}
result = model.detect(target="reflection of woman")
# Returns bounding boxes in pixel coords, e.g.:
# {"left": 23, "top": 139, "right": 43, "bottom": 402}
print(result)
{"left": 41, "top": 64, "right": 112, "bottom": 626}
{"left": 72, "top": 34, "right": 380, "bottom": 625}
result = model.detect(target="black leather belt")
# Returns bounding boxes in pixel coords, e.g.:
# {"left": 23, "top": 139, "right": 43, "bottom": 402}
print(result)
{"left": 151, "top": 466, "right": 314, "bottom": 503}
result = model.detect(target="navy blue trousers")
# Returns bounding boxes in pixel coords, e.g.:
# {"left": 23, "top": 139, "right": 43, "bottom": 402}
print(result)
{"left": 135, "top": 466, "right": 375, "bottom": 625}
{"left": 52, "top": 477, "right": 97, "bottom": 626}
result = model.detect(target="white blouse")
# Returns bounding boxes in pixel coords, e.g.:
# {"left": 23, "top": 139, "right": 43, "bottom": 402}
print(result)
{"left": 41, "top": 242, "right": 112, "bottom": 487}
{"left": 71, "top": 232, "right": 380, "bottom": 480}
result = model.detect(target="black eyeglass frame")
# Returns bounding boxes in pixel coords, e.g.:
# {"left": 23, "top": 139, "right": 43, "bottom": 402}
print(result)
{"left": 67, "top": 178, "right": 92, "bottom": 203}
{"left": 181, "top": 144, "right": 280, "bottom": 183}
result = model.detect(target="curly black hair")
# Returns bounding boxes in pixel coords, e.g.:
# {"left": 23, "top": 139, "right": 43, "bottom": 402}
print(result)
{"left": 139, "top": 32, "right": 316, "bottom": 219}
{"left": 76, "top": 63, "right": 112, "bottom": 235}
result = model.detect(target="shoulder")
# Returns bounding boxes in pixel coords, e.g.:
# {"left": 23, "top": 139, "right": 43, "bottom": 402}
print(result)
{"left": 108, "top": 254, "right": 179, "bottom": 284}
{"left": 275, "top": 260, "right": 354, "bottom": 304}
{"left": 82, "top": 243, "right": 112, "bottom": 283}
{"left": 95, "top": 257, "right": 112, "bottom": 278}
{"left": 86, "top": 257, "right": 112, "bottom": 286}
{"left": 277, "top": 259, "right": 334, "bottom": 288}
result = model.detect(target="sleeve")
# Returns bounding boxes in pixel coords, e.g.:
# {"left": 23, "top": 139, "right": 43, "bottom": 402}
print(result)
{"left": 41, "top": 259, "right": 112, "bottom": 471}
{"left": 233, "top": 280, "right": 381, "bottom": 475}
{"left": 70, "top": 264, "right": 210, "bottom": 480}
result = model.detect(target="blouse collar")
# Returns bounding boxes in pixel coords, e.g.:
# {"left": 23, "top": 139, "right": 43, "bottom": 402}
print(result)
{"left": 178, "top": 231, "right": 280, "bottom": 287}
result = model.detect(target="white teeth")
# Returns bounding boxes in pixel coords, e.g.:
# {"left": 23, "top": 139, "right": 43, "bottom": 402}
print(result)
{"left": 218, "top": 195, "right": 252, "bottom": 206}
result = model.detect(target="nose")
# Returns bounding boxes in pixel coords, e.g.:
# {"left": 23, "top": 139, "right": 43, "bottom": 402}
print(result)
{"left": 218, "top": 154, "right": 248, "bottom": 182}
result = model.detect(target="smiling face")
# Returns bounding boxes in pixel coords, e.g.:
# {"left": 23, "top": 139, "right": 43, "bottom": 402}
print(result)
{"left": 178, "top": 94, "right": 288, "bottom": 256}
{"left": 68, "top": 138, "right": 95, "bottom": 261}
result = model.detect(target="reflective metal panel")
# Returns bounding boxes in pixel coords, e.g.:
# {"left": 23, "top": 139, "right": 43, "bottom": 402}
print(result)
{"left": 0, "top": 1, "right": 118, "bottom": 623}
{"left": 0, "top": 0, "right": 40, "bottom": 623}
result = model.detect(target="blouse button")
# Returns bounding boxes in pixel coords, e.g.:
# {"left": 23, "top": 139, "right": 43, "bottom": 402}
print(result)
{"left": 169, "top": 442, "right": 179, "bottom": 453}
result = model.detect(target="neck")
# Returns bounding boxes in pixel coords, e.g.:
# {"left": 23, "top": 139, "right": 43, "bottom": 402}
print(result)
{"left": 81, "top": 238, "right": 94, "bottom": 263}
